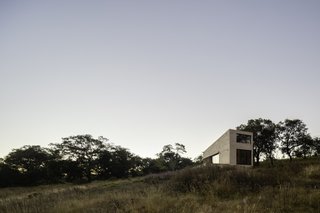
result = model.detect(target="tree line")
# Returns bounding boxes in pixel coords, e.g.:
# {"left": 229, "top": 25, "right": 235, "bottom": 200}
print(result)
{"left": 0, "top": 136, "right": 194, "bottom": 187}
{"left": 237, "top": 118, "right": 320, "bottom": 165}
{"left": 0, "top": 118, "right": 319, "bottom": 187}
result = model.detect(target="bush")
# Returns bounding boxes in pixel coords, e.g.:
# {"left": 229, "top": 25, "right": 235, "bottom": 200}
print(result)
{"left": 166, "top": 165, "right": 285, "bottom": 197}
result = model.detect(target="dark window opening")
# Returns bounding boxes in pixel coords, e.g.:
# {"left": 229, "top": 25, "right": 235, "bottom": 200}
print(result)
{"left": 236, "top": 149, "right": 251, "bottom": 165}
{"left": 236, "top": 133, "right": 251, "bottom": 144}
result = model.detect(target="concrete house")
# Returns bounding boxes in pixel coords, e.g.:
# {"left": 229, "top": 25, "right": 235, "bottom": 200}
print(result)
{"left": 203, "top": 129, "right": 253, "bottom": 166}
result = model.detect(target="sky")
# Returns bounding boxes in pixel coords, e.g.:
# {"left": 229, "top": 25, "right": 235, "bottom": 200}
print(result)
{"left": 1, "top": 0, "right": 320, "bottom": 159}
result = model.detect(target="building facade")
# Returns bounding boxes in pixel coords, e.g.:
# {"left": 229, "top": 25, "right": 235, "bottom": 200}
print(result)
{"left": 203, "top": 129, "right": 253, "bottom": 166}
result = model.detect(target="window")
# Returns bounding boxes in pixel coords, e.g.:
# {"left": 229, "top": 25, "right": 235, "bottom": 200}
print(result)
{"left": 236, "top": 133, "right": 251, "bottom": 144}
{"left": 211, "top": 153, "right": 219, "bottom": 164}
{"left": 236, "top": 149, "right": 251, "bottom": 165}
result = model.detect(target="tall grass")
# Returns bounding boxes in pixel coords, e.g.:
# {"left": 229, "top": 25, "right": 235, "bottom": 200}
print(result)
{"left": 0, "top": 158, "right": 319, "bottom": 212}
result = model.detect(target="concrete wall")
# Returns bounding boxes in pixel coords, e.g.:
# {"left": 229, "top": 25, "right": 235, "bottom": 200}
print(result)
{"left": 203, "top": 129, "right": 253, "bottom": 166}
{"left": 203, "top": 130, "right": 230, "bottom": 164}
{"left": 229, "top": 129, "right": 253, "bottom": 166}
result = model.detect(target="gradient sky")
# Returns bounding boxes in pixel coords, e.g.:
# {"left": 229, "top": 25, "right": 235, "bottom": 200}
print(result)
{"left": 1, "top": 0, "right": 320, "bottom": 159}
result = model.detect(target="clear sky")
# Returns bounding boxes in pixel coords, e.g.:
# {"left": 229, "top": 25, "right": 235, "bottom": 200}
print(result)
{"left": 1, "top": 0, "right": 320, "bottom": 159}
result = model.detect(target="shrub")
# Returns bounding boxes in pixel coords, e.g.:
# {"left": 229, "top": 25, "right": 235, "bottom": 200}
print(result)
{"left": 165, "top": 165, "right": 286, "bottom": 197}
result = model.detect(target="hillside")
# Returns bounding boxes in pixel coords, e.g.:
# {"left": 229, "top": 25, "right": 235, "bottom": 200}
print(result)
{"left": 0, "top": 158, "right": 319, "bottom": 213}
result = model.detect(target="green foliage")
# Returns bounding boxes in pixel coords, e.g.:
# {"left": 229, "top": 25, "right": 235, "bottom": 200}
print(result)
{"left": 157, "top": 143, "right": 193, "bottom": 171}
{"left": 237, "top": 118, "right": 277, "bottom": 165}
{"left": 97, "top": 146, "right": 145, "bottom": 179}
{"left": 193, "top": 155, "right": 203, "bottom": 165}
{"left": 294, "top": 134, "right": 314, "bottom": 158}
{"left": 4, "top": 145, "right": 54, "bottom": 185}
{"left": 237, "top": 118, "right": 319, "bottom": 165}
{"left": 141, "top": 158, "right": 165, "bottom": 174}
{"left": 50, "top": 135, "right": 108, "bottom": 181}
{"left": 0, "top": 163, "right": 22, "bottom": 187}
{"left": 312, "top": 137, "right": 320, "bottom": 156}
{"left": 107, "top": 146, "right": 138, "bottom": 178}
{"left": 0, "top": 135, "right": 194, "bottom": 187}
{"left": 277, "top": 119, "right": 308, "bottom": 161}
{"left": 5, "top": 145, "right": 51, "bottom": 172}
{"left": 1, "top": 117, "right": 319, "bottom": 188}
{"left": 0, "top": 158, "right": 319, "bottom": 213}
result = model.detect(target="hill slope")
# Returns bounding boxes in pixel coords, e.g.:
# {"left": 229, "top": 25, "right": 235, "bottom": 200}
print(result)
{"left": 0, "top": 158, "right": 319, "bottom": 213}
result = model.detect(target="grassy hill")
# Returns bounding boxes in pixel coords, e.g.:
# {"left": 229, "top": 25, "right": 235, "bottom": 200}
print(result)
{"left": 0, "top": 158, "right": 319, "bottom": 213}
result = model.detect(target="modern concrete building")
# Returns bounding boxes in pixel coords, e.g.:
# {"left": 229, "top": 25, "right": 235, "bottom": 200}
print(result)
{"left": 203, "top": 129, "right": 253, "bottom": 166}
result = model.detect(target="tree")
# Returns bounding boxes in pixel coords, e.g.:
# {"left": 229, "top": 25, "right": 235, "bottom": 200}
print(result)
{"left": 96, "top": 149, "right": 113, "bottom": 179}
{"left": 4, "top": 145, "right": 53, "bottom": 185}
{"left": 96, "top": 144, "right": 141, "bottom": 179}
{"left": 177, "top": 157, "right": 193, "bottom": 170}
{"left": 107, "top": 146, "right": 135, "bottom": 178}
{"left": 313, "top": 137, "right": 320, "bottom": 156}
{"left": 237, "top": 118, "right": 277, "bottom": 165}
{"left": 50, "top": 135, "right": 108, "bottom": 181}
{"left": 0, "top": 162, "right": 22, "bottom": 187}
{"left": 127, "top": 155, "right": 144, "bottom": 177}
{"left": 157, "top": 143, "right": 193, "bottom": 171}
{"left": 193, "top": 155, "right": 203, "bottom": 165}
{"left": 277, "top": 119, "right": 308, "bottom": 161}
{"left": 140, "top": 158, "right": 164, "bottom": 174}
{"left": 294, "top": 134, "right": 314, "bottom": 158}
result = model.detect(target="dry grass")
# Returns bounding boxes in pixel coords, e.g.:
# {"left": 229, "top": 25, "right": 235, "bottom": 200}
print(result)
{"left": 1, "top": 158, "right": 320, "bottom": 213}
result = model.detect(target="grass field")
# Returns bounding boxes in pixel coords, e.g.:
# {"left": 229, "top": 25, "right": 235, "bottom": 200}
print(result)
{"left": 0, "top": 158, "right": 319, "bottom": 213}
